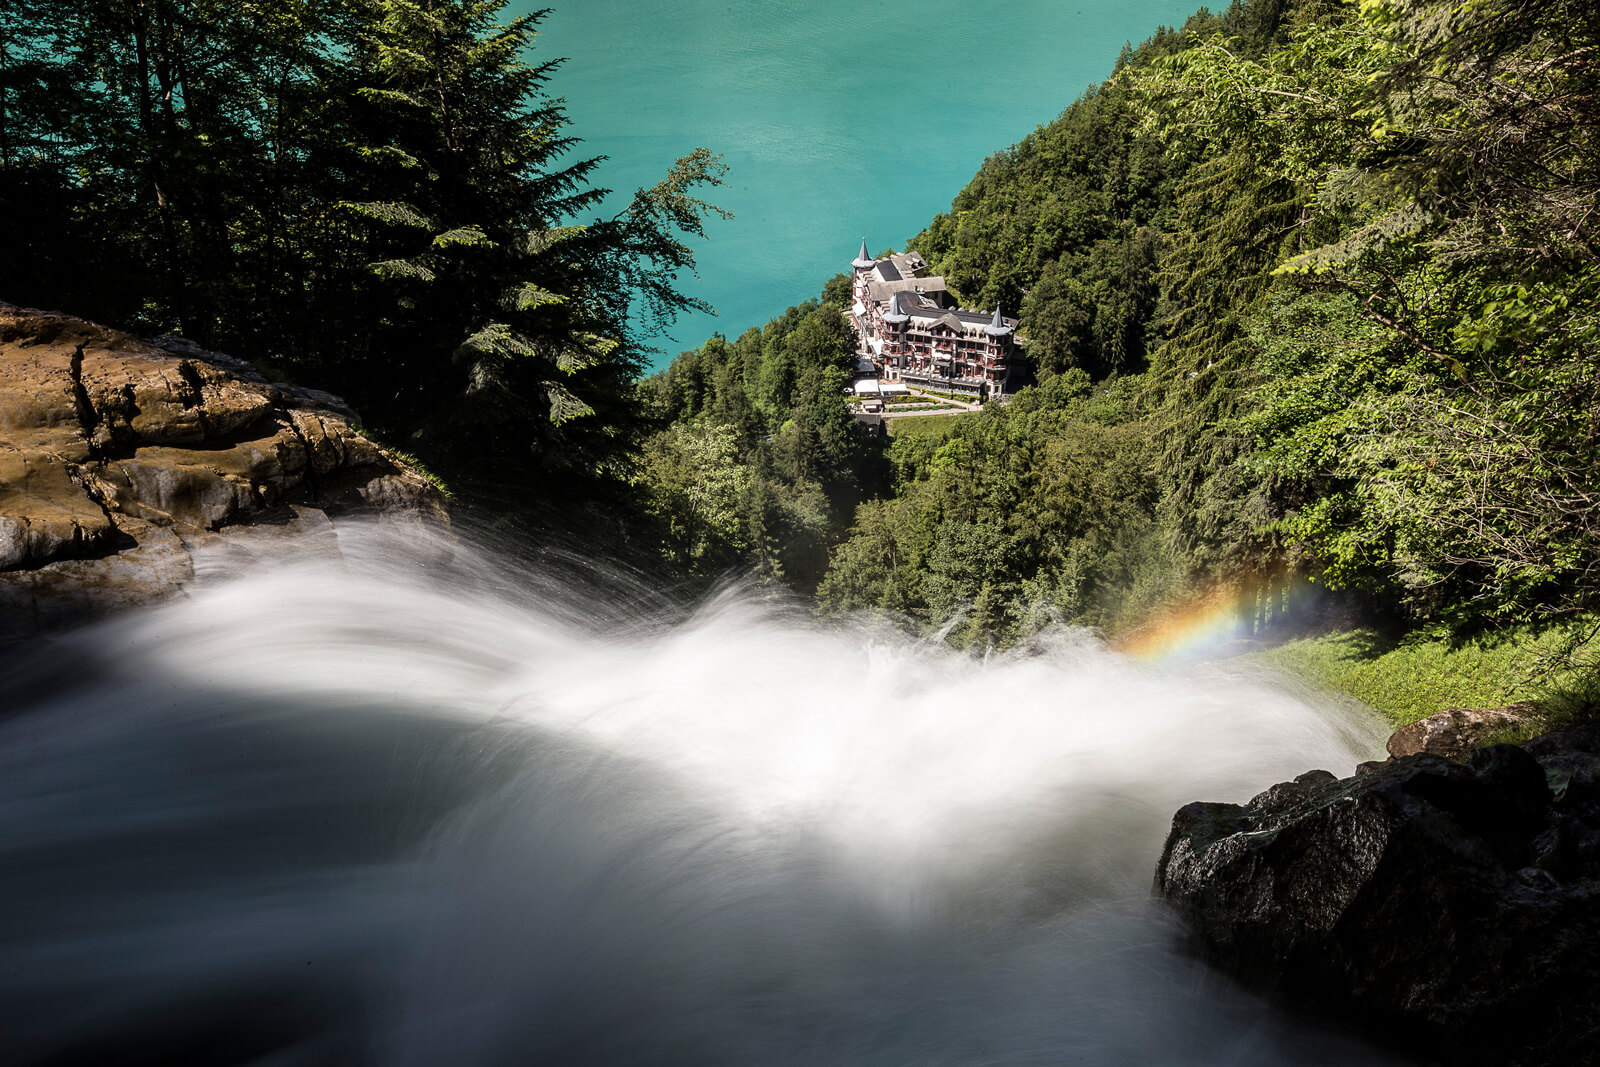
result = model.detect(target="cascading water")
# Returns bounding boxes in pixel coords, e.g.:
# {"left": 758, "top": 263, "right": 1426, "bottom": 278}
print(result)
{"left": 0, "top": 522, "right": 1404, "bottom": 1065}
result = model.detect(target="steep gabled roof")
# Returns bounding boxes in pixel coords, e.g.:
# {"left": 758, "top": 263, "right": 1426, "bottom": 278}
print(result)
{"left": 867, "top": 277, "right": 949, "bottom": 305}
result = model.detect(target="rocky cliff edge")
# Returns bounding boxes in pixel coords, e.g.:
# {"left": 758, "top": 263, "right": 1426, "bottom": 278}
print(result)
{"left": 0, "top": 303, "right": 448, "bottom": 638}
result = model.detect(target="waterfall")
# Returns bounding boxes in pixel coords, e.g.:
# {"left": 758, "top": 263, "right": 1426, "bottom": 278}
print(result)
{"left": 0, "top": 522, "right": 1402, "bottom": 1065}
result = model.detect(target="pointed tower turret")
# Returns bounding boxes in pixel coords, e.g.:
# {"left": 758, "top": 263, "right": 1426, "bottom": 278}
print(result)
{"left": 852, "top": 238, "right": 875, "bottom": 270}
{"left": 882, "top": 291, "right": 909, "bottom": 325}
{"left": 984, "top": 305, "right": 1013, "bottom": 337}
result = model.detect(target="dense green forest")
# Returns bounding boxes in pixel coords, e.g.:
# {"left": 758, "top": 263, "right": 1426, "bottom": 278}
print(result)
{"left": 644, "top": 0, "right": 1599, "bottom": 666}
{"left": 5, "top": 0, "right": 1597, "bottom": 675}
{"left": 638, "top": 300, "right": 881, "bottom": 588}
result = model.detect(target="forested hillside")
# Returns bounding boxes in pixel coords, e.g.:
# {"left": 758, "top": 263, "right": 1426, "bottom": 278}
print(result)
{"left": 638, "top": 300, "right": 880, "bottom": 588}
{"left": 647, "top": 0, "right": 1600, "bottom": 662}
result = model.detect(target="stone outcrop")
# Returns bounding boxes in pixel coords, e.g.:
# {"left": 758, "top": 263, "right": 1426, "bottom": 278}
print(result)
{"left": 0, "top": 303, "right": 447, "bottom": 637}
{"left": 1386, "top": 702, "right": 1539, "bottom": 760}
{"left": 1156, "top": 727, "right": 1600, "bottom": 1066}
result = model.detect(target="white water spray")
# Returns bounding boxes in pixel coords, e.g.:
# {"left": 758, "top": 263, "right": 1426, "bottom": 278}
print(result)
{"left": 0, "top": 523, "right": 1400, "bottom": 1065}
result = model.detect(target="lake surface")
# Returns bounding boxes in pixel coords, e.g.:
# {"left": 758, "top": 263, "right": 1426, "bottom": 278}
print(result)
{"left": 532, "top": 0, "right": 1204, "bottom": 367}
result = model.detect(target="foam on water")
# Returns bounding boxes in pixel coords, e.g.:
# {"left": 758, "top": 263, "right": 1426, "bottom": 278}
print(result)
{"left": 0, "top": 523, "right": 1402, "bottom": 1065}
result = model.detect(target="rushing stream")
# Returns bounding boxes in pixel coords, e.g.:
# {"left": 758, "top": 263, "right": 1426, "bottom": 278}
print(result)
{"left": 1, "top": 523, "right": 1403, "bottom": 1065}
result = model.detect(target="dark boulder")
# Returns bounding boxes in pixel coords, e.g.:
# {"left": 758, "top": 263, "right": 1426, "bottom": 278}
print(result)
{"left": 1155, "top": 725, "right": 1600, "bottom": 1065}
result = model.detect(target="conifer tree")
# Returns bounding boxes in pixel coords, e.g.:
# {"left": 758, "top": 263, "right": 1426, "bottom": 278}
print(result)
{"left": 0, "top": 0, "right": 729, "bottom": 498}
{"left": 320, "top": 0, "right": 730, "bottom": 486}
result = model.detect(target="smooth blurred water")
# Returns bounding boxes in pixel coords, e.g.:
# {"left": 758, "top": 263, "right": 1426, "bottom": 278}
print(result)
{"left": 0, "top": 523, "right": 1409, "bottom": 1065}
{"left": 532, "top": 0, "right": 1202, "bottom": 363}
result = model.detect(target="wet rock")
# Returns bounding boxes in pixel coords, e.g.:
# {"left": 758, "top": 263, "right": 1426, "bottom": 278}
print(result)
{"left": 0, "top": 518, "right": 193, "bottom": 641}
{"left": 1294, "top": 769, "right": 1338, "bottom": 787}
{"left": 0, "top": 303, "right": 449, "bottom": 635}
{"left": 1155, "top": 729, "right": 1600, "bottom": 1066}
{"left": 1386, "top": 703, "right": 1539, "bottom": 760}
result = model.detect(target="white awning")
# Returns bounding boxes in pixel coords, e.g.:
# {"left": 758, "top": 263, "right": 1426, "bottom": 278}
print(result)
{"left": 853, "top": 380, "right": 883, "bottom": 396}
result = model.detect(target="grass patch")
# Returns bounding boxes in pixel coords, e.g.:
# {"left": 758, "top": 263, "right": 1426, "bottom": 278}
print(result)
{"left": 886, "top": 413, "right": 967, "bottom": 438}
{"left": 386, "top": 449, "right": 455, "bottom": 501}
{"left": 1254, "top": 620, "right": 1600, "bottom": 740}
{"left": 354, "top": 428, "right": 455, "bottom": 501}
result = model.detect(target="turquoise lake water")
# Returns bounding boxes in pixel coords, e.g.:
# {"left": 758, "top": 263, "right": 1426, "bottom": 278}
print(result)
{"left": 531, "top": 1, "right": 1203, "bottom": 367}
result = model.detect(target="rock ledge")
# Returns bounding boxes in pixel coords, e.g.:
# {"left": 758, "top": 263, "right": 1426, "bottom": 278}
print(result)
{"left": 0, "top": 303, "right": 447, "bottom": 637}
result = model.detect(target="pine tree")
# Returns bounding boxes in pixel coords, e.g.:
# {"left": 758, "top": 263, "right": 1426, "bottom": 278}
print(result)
{"left": 1, "top": 0, "right": 729, "bottom": 499}
{"left": 327, "top": 0, "right": 728, "bottom": 487}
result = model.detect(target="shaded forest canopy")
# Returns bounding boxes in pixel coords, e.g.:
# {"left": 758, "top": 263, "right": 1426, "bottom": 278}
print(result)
{"left": 4, "top": 0, "right": 1598, "bottom": 669}
{"left": 1, "top": 0, "right": 728, "bottom": 501}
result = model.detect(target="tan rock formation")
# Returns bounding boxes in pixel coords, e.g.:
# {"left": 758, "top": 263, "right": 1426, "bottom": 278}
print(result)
{"left": 0, "top": 303, "right": 448, "bottom": 637}
{"left": 1385, "top": 702, "right": 1539, "bottom": 761}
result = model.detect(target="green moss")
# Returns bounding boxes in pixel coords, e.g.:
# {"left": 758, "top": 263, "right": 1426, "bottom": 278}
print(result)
{"left": 1253, "top": 620, "right": 1600, "bottom": 738}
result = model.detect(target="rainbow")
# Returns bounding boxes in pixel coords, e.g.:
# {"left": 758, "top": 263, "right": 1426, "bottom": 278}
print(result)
{"left": 1116, "top": 578, "right": 1316, "bottom": 661}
